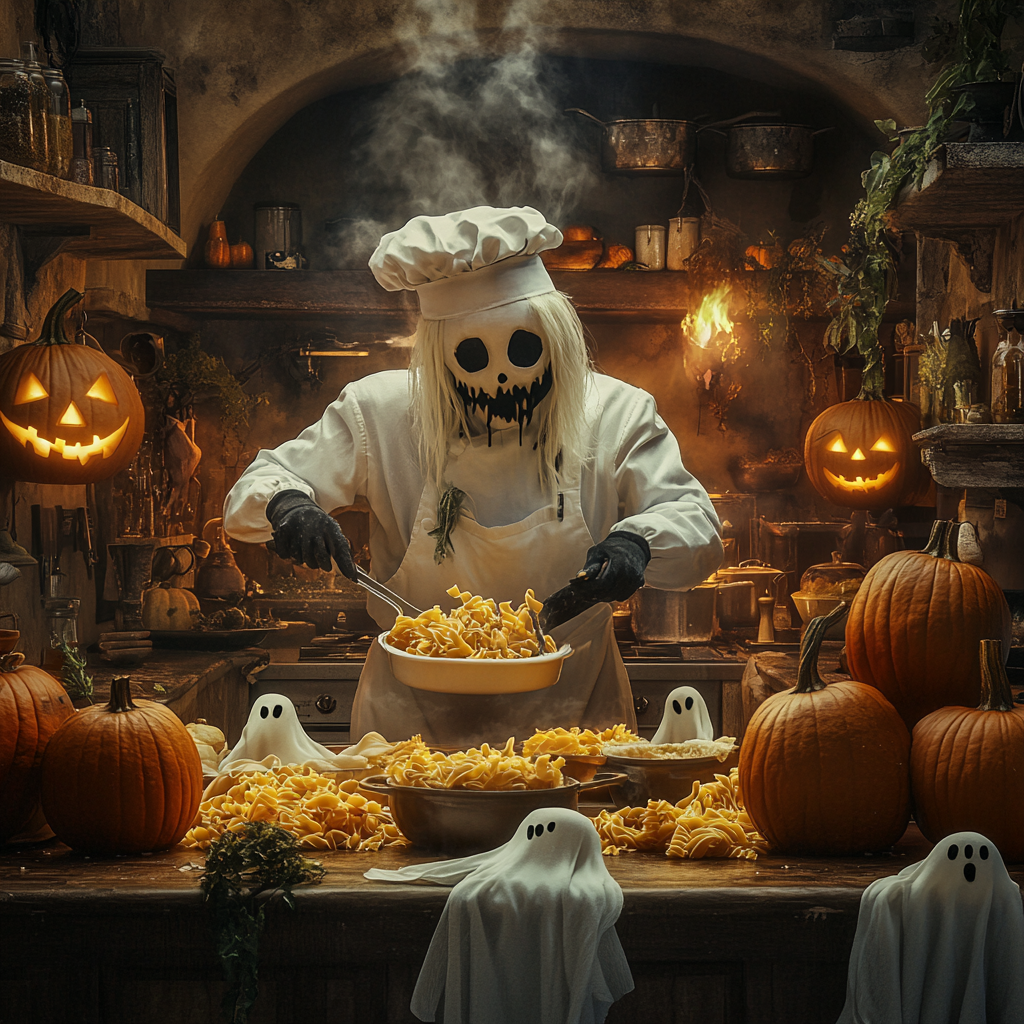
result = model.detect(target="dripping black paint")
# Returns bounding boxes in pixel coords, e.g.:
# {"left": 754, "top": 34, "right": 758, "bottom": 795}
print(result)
{"left": 453, "top": 363, "right": 553, "bottom": 444}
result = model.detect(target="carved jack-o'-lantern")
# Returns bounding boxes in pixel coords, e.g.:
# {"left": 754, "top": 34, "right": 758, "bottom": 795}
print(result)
{"left": 803, "top": 397, "right": 930, "bottom": 510}
{"left": 0, "top": 290, "right": 144, "bottom": 484}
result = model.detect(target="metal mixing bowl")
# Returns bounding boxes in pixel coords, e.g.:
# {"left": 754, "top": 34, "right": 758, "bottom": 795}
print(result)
{"left": 603, "top": 752, "right": 739, "bottom": 805}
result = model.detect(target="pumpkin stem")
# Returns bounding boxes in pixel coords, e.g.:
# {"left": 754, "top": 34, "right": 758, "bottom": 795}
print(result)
{"left": 978, "top": 640, "right": 1015, "bottom": 712}
{"left": 922, "top": 520, "right": 952, "bottom": 559}
{"left": 0, "top": 652, "right": 25, "bottom": 671}
{"left": 853, "top": 386, "right": 889, "bottom": 402}
{"left": 942, "top": 522, "right": 964, "bottom": 561}
{"left": 796, "top": 602, "right": 848, "bottom": 693}
{"left": 106, "top": 675, "right": 137, "bottom": 713}
{"left": 35, "top": 289, "right": 83, "bottom": 347}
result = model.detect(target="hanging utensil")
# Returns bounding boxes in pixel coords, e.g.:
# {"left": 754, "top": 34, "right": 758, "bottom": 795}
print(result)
{"left": 565, "top": 107, "right": 698, "bottom": 176}
{"left": 703, "top": 116, "right": 835, "bottom": 180}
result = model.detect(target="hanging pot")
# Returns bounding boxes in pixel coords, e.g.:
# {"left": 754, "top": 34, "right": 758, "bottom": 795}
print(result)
{"left": 706, "top": 117, "right": 833, "bottom": 180}
{"left": 565, "top": 108, "right": 698, "bottom": 176}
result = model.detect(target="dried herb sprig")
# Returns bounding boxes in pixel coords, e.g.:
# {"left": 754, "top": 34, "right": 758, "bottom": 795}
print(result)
{"left": 428, "top": 484, "right": 465, "bottom": 564}
{"left": 201, "top": 822, "right": 325, "bottom": 1024}
{"left": 57, "top": 639, "right": 92, "bottom": 703}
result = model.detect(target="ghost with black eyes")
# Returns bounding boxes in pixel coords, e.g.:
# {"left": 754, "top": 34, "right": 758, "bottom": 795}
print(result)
{"left": 651, "top": 685, "right": 713, "bottom": 744}
{"left": 838, "top": 831, "right": 1024, "bottom": 1023}
{"left": 366, "top": 807, "right": 633, "bottom": 1023}
{"left": 219, "top": 694, "right": 369, "bottom": 772}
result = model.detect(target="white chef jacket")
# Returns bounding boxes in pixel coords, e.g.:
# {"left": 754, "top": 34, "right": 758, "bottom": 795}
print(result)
{"left": 222, "top": 369, "right": 722, "bottom": 592}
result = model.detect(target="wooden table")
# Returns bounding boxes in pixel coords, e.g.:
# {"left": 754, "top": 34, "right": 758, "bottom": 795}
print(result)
{"left": 83, "top": 648, "right": 270, "bottom": 744}
{"left": 4, "top": 824, "right": 1015, "bottom": 1024}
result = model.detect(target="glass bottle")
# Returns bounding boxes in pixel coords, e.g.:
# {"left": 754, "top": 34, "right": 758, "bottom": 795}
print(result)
{"left": 42, "top": 597, "right": 80, "bottom": 669}
{"left": 70, "top": 99, "right": 94, "bottom": 184}
{"left": 41, "top": 68, "right": 72, "bottom": 178}
{"left": 19, "top": 41, "right": 50, "bottom": 174}
{"left": 0, "top": 59, "right": 34, "bottom": 168}
{"left": 991, "top": 335, "right": 1024, "bottom": 423}
{"left": 93, "top": 145, "right": 119, "bottom": 191}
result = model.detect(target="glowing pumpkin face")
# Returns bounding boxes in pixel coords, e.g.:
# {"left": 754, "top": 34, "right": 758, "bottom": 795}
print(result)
{"left": 0, "top": 290, "right": 144, "bottom": 485}
{"left": 803, "top": 398, "right": 931, "bottom": 510}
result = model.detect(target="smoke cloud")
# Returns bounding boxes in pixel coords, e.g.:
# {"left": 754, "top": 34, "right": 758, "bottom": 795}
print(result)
{"left": 325, "top": 0, "right": 598, "bottom": 267}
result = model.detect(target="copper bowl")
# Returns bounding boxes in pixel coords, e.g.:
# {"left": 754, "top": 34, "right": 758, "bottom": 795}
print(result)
{"left": 604, "top": 750, "right": 739, "bottom": 804}
{"left": 0, "top": 629, "right": 19, "bottom": 654}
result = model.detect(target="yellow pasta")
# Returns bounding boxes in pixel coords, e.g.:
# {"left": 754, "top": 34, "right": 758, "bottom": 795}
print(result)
{"left": 386, "top": 585, "right": 558, "bottom": 659}
{"left": 183, "top": 765, "right": 409, "bottom": 852}
{"left": 523, "top": 724, "right": 642, "bottom": 757}
{"left": 387, "top": 737, "right": 566, "bottom": 790}
{"left": 591, "top": 768, "right": 768, "bottom": 861}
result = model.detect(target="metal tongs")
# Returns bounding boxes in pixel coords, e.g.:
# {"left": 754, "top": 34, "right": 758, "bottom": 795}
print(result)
{"left": 354, "top": 567, "right": 423, "bottom": 619}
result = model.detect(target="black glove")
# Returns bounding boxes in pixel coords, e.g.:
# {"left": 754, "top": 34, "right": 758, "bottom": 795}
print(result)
{"left": 266, "top": 489, "right": 357, "bottom": 580}
{"left": 540, "top": 531, "right": 650, "bottom": 631}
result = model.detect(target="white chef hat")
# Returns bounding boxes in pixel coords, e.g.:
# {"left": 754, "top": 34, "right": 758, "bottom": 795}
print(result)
{"left": 368, "top": 206, "right": 562, "bottom": 321}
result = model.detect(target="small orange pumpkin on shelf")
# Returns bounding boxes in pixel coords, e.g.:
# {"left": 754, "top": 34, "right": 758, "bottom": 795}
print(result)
{"left": 203, "top": 217, "right": 232, "bottom": 268}
{"left": 40, "top": 675, "right": 202, "bottom": 854}
{"left": 230, "top": 240, "right": 254, "bottom": 269}
{"left": 0, "top": 653, "right": 75, "bottom": 843}
{"left": 911, "top": 640, "right": 1024, "bottom": 862}
{"left": 739, "top": 602, "right": 911, "bottom": 855}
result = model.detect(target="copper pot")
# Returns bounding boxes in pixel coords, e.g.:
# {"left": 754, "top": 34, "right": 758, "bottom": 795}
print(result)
{"left": 566, "top": 108, "right": 698, "bottom": 176}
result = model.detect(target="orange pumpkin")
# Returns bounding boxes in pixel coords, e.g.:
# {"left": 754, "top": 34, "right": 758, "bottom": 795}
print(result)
{"left": 40, "top": 675, "right": 202, "bottom": 853}
{"left": 204, "top": 236, "right": 232, "bottom": 269}
{"left": 739, "top": 603, "right": 911, "bottom": 855}
{"left": 0, "top": 653, "right": 75, "bottom": 842}
{"left": 846, "top": 521, "right": 1013, "bottom": 729}
{"left": 0, "top": 289, "right": 145, "bottom": 485}
{"left": 911, "top": 640, "right": 1024, "bottom": 862}
{"left": 207, "top": 218, "right": 228, "bottom": 242}
{"left": 803, "top": 396, "right": 931, "bottom": 510}
{"left": 230, "top": 240, "right": 254, "bottom": 269}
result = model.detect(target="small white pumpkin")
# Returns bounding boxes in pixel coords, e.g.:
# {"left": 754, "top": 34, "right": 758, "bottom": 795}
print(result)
{"left": 141, "top": 585, "right": 200, "bottom": 631}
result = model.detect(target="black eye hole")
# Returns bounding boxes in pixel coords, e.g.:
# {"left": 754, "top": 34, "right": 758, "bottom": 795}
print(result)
{"left": 547, "top": 822, "right": 556, "bottom": 833}
{"left": 981, "top": 845, "right": 989, "bottom": 860}
{"left": 947, "top": 844, "right": 959, "bottom": 860}
{"left": 527, "top": 825, "right": 534, "bottom": 840}
{"left": 965, "top": 844, "right": 974, "bottom": 859}
{"left": 507, "top": 330, "right": 543, "bottom": 368}
{"left": 964, "top": 863, "right": 977, "bottom": 882}
{"left": 454, "top": 337, "right": 488, "bottom": 373}
{"left": 273, "top": 705, "right": 283, "bottom": 719}
{"left": 685, "top": 696, "right": 694, "bottom": 710}
{"left": 672, "top": 699, "right": 682, "bottom": 715}
{"left": 260, "top": 706, "right": 269, "bottom": 719}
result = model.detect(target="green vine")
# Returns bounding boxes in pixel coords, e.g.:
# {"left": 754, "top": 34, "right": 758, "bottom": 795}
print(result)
{"left": 817, "top": 0, "right": 1019, "bottom": 399}
{"left": 201, "top": 822, "right": 325, "bottom": 1024}
{"left": 57, "top": 639, "right": 93, "bottom": 703}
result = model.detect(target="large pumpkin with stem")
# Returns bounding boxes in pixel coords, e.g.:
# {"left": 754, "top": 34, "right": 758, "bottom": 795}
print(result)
{"left": 846, "top": 520, "right": 1012, "bottom": 730}
{"left": 0, "top": 289, "right": 145, "bottom": 484}
{"left": 0, "top": 653, "right": 75, "bottom": 843}
{"left": 40, "top": 676, "right": 202, "bottom": 853}
{"left": 912, "top": 640, "right": 1024, "bottom": 863}
{"left": 739, "top": 603, "right": 911, "bottom": 855}
{"left": 803, "top": 395, "right": 931, "bottom": 510}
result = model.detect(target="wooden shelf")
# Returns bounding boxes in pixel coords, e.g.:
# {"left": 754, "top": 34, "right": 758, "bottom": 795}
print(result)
{"left": 0, "top": 158, "right": 185, "bottom": 261}
{"left": 893, "top": 142, "right": 1024, "bottom": 292}
{"left": 914, "top": 423, "right": 1024, "bottom": 489}
{"left": 146, "top": 268, "right": 913, "bottom": 326}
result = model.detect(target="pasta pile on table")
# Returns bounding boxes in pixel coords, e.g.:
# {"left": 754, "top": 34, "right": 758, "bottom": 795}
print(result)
{"left": 183, "top": 764, "right": 409, "bottom": 852}
{"left": 387, "top": 737, "right": 566, "bottom": 790}
{"left": 591, "top": 769, "right": 768, "bottom": 860}
{"left": 386, "top": 585, "right": 558, "bottom": 659}
{"left": 523, "top": 724, "right": 642, "bottom": 757}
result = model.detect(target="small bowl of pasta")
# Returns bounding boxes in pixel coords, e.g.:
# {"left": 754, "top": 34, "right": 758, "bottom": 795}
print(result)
{"left": 380, "top": 585, "right": 572, "bottom": 694}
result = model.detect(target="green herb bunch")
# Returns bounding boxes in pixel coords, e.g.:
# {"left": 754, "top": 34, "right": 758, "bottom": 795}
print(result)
{"left": 201, "top": 822, "right": 325, "bottom": 1024}
{"left": 57, "top": 639, "right": 93, "bottom": 703}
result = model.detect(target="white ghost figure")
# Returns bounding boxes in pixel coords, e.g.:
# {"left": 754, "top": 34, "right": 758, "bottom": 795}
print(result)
{"left": 220, "top": 694, "right": 369, "bottom": 772}
{"left": 651, "top": 685, "right": 713, "bottom": 744}
{"left": 838, "top": 831, "right": 1024, "bottom": 1024}
{"left": 365, "top": 807, "right": 634, "bottom": 1024}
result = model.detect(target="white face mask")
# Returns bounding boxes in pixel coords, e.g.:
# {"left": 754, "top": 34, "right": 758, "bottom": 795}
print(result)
{"left": 652, "top": 686, "right": 714, "bottom": 744}
{"left": 838, "top": 831, "right": 1024, "bottom": 1024}
{"left": 442, "top": 298, "right": 552, "bottom": 442}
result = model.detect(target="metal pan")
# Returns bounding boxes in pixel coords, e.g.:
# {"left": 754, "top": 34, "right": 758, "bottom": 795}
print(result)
{"left": 566, "top": 108, "right": 698, "bottom": 176}
{"left": 359, "top": 773, "right": 626, "bottom": 852}
{"left": 712, "top": 122, "right": 834, "bottom": 180}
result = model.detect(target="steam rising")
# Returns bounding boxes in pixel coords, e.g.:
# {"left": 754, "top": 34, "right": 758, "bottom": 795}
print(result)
{"left": 326, "top": 0, "right": 598, "bottom": 267}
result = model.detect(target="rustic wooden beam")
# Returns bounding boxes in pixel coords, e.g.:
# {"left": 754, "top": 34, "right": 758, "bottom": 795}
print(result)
{"left": 914, "top": 423, "right": 1024, "bottom": 489}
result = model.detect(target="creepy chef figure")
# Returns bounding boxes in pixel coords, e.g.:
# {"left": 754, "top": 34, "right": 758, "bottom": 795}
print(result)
{"left": 223, "top": 206, "right": 722, "bottom": 745}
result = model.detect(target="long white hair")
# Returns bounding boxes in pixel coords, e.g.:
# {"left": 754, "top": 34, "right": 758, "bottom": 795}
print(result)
{"left": 409, "top": 290, "right": 593, "bottom": 494}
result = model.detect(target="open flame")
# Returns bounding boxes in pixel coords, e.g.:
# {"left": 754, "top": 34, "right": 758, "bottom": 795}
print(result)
{"left": 682, "top": 285, "right": 735, "bottom": 349}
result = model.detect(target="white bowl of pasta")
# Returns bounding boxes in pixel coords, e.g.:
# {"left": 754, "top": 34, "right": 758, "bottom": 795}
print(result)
{"left": 378, "top": 633, "right": 573, "bottom": 694}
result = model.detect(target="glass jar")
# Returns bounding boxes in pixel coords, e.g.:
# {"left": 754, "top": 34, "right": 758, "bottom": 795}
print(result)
{"left": 41, "top": 68, "right": 72, "bottom": 178}
{"left": 991, "top": 336, "right": 1024, "bottom": 423}
{"left": 70, "top": 99, "right": 94, "bottom": 184}
{"left": 93, "top": 146, "right": 119, "bottom": 191}
{"left": 254, "top": 203, "right": 303, "bottom": 269}
{"left": 43, "top": 597, "right": 80, "bottom": 669}
{"left": 0, "top": 59, "right": 34, "bottom": 168}
{"left": 19, "top": 41, "right": 50, "bottom": 174}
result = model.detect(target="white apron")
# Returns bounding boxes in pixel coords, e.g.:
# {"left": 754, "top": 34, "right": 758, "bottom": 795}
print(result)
{"left": 350, "top": 435, "right": 635, "bottom": 747}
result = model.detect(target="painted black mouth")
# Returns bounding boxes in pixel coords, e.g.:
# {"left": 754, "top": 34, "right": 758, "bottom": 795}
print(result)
{"left": 453, "top": 363, "right": 553, "bottom": 445}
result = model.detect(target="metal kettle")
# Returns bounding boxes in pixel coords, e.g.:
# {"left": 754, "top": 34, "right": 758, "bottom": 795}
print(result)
{"left": 194, "top": 518, "right": 246, "bottom": 602}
